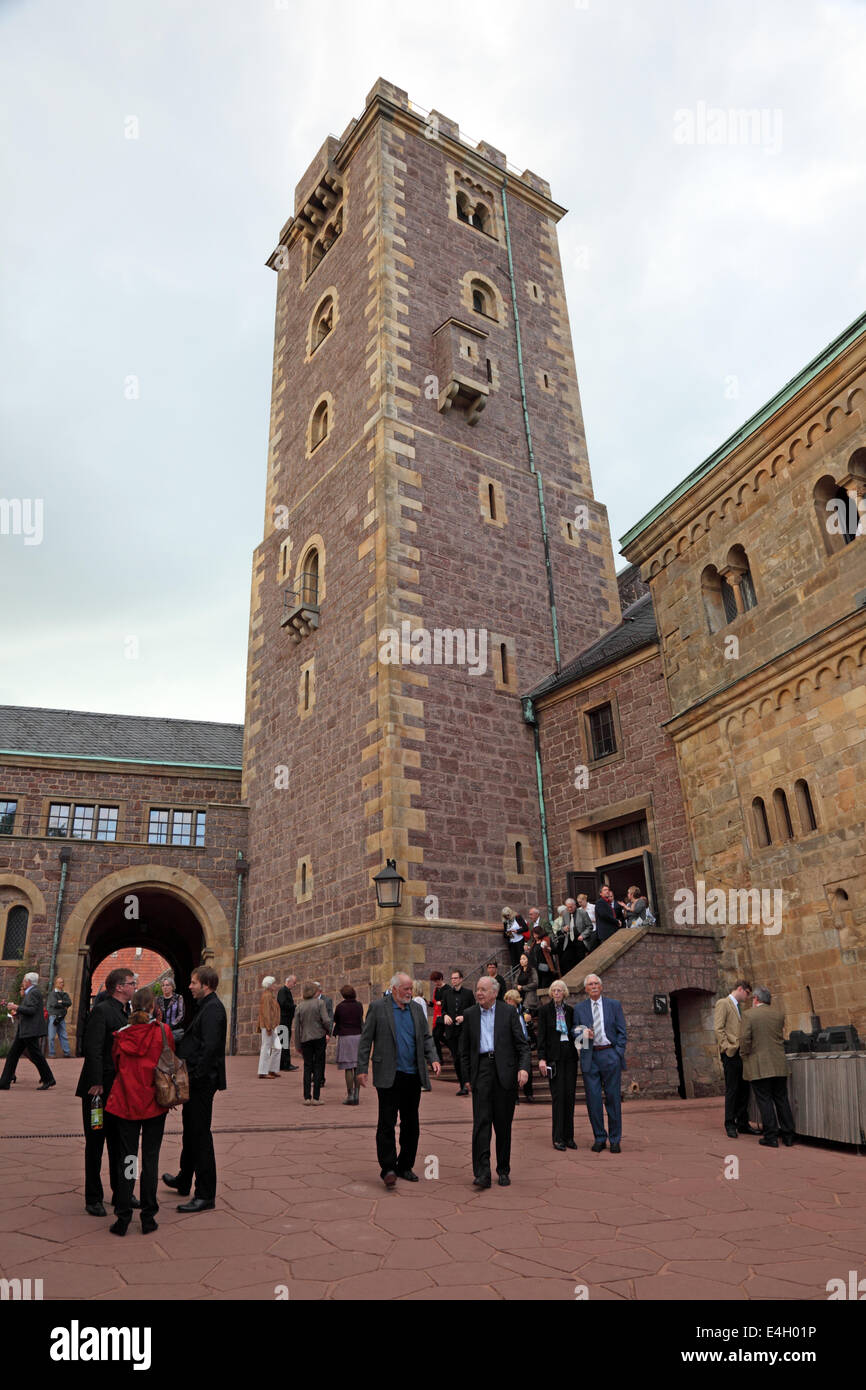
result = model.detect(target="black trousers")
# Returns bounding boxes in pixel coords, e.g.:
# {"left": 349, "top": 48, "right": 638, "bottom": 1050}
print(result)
{"left": 178, "top": 1079, "right": 218, "bottom": 1201}
{"left": 722, "top": 1050, "right": 750, "bottom": 1128}
{"left": 301, "top": 1038, "right": 326, "bottom": 1099}
{"left": 444, "top": 1026, "right": 465, "bottom": 1087}
{"left": 81, "top": 1097, "right": 121, "bottom": 1207}
{"left": 0, "top": 1036, "right": 54, "bottom": 1087}
{"left": 279, "top": 1018, "right": 295, "bottom": 1069}
{"left": 375, "top": 1070, "right": 422, "bottom": 1177}
{"left": 471, "top": 1055, "right": 516, "bottom": 1179}
{"left": 507, "top": 940, "right": 524, "bottom": 971}
{"left": 751, "top": 1076, "right": 795, "bottom": 1141}
{"left": 547, "top": 1046, "right": 577, "bottom": 1144}
{"left": 113, "top": 1113, "right": 167, "bottom": 1220}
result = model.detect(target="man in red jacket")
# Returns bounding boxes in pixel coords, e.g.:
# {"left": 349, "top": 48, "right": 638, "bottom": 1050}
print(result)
{"left": 106, "top": 986, "right": 175, "bottom": 1235}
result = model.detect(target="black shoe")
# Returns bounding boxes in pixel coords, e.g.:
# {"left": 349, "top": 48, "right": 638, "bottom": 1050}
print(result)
{"left": 141, "top": 1218, "right": 158, "bottom": 1234}
{"left": 725, "top": 1125, "right": 739, "bottom": 1139}
{"left": 381, "top": 1171, "right": 398, "bottom": 1189}
{"left": 497, "top": 1174, "right": 511, "bottom": 1186}
{"left": 553, "top": 1141, "right": 567, "bottom": 1151}
{"left": 472, "top": 1176, "right": 491, "bottom": 1189}
{"left": 564, "top": 1140, "right": 578, "bottom": 1150}
{"left": 286, "top": 1064, "right": 299, "bottom": 1071}
{"left": 457, "top": 1087, "right": 469, "bottom": 1096}
{"left": 591, "top": 1141, "right": 606, "bottom": 1152}
{"left": 759, "top": 1137, "right": 779, "bottom": 1148}
{"left": 37, "top": 1080, "right": 56, "bottom": 1090}
{"left": 0, "top": 1085, "right": 10, "bottom": 1091}
{"left": 161, "top": 1173, "right": 190, "bottom": 1195}
{"left": 177, "top": 1198, "right": 215, "bottom": 1212}
{"left": 782, "top": 1136, "right": 795, "bottom": 1147}
{"left": 85, "top": 1202, "right": 106, "bottom": 1217}
{"left": 610, "top": 1142, "right": 621, "bottom": 1153}
{"left": 396, "top": 1169, "right": 419, "bottom": 1182}
{"left": 738, "top": 1124, "right": 760, "bottom": 1136}
{"left": 115, "top": 1196, "right": 141, "bottom": 1212}
{"left": 109, "top": 1218, "right": 129, "bottom": 1236}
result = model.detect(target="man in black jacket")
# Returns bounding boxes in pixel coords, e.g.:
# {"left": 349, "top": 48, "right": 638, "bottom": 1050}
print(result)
{"left": 163, "top": 965, "right": 227, "bottom": 1212}
{"left": 595, "top": 886, "right": 625, "bottom": 944}
{"left": 460, "top": 976, "right": 530, "bottom": 1187}
{"left": 277, "top": 974, "right": 298, "bottom": 1071}
{"left": 46, "top": 976, "right": 73, "bottom": 1058}
{"left": 74, "top": 967, "right": 136, "bottom": 1215}
{"left": 440, "top": 969, "right": 475, "bottom": 1096}
{"left": 0, "top": 973, "right": 56, "bottom": 1090}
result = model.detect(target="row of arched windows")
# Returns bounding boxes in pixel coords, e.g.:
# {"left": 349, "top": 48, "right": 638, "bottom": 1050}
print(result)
{"left": 701, "top": 545, "right": 758, "bottom": 633}
{"left": 752, "top": 780, "right": 817, "bottom": 849}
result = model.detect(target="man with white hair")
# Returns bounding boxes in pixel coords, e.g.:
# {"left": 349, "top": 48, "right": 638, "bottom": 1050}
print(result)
{"left": 460, "top": 975, "right": 530, "bottom": 1187}
{"left": 0, "top": 972, "right": 56, "bottom": 1090}
{"left": 573, "top": 974, "right": 627, "bottom": 1153}
{"left": 357, "top": 972, "right": 441, "bottom": 1188}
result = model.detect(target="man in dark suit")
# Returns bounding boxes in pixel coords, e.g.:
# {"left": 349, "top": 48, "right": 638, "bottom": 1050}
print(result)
{"left": 594, "top": 886, "right": 625, "bottom": 944}
{"left": 73, "top": 966, "right": 136, "bottom": 1215}
{"left": 0, "top": 973, "right": 56, "bottom": 1090}
{"left": 484, "top": 961, "right": 509, "bottom": 1002}
{"left": 537, "top": 980, "right": 578, "bottom": 1150}
{"left": 460, "top": 975, "right": 530, "bottom": 1187}
{"left": 277, "top": 974, "right": 298, "bottom": 1071}
{"left": 162, "top": 964, "right": 227, "bottom": 1212}
{"left": 440, "top": 969, "right": 475, "bottom": 1096}
{"left": 357, "top": 971, "right": 440, "bottom": 1188}
{"left": 574, "top": 973, "right": 627, "bottom": 1152}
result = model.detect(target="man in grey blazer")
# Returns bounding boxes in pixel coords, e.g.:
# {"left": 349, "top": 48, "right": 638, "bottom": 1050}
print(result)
{"left": 357, "top": 972, "right": 440, "bottom": 1188}
{"left": 0, "top": 972, "right": 56, "bottom": 1090}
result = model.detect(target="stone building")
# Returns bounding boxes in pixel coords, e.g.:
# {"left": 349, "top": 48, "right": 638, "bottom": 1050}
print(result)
{"left": 621, "top": 310, "right": 866, "bottom": 1037}
{"left": 0, "top": 706, "right": 247, "bottom": 1045}
{"left": 239, "top": 77, "right": 621, "bottom": 1018}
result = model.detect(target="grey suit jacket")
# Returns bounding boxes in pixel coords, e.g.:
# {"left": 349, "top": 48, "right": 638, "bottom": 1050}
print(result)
{"left": 16, "top": 985, "right": 47, "bottom": 1039}
{"left": 356, "top": 997, "right": 437, "bottom": 1091}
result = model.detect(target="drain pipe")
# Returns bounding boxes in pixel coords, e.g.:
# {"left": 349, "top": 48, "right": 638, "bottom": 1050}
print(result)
{"left": 230, "top": 852, "right": 249, "bottom": 1056}
{"left": 48, "top": 847, "right": 71, "bottom": 986}
{"left": 501, "top": 178, "right": 561, "bottom": 673}
{"left": 522, "top": 696, "right": 554, "bottom": 919}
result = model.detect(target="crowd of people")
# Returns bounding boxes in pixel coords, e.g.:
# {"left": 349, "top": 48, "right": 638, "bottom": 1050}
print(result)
{"left": 0, "top": 930, "right": 797, "bottom": 1225}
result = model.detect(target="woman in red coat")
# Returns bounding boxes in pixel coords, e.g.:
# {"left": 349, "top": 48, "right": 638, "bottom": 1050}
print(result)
{"left": 106, "top": 986, "right": 175, "bottom": 1235}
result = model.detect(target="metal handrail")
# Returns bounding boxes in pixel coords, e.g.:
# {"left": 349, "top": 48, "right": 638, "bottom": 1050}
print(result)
{"left": 283, "top": 570, "right": 320, "bottom": 610}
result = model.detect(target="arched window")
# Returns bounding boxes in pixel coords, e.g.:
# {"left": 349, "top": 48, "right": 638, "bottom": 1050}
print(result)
{"left": 794, "top": 778, "right": 817, "bottom": 833}
{"left": 2, "top": 905, "right": 29, "bottom": 960}
{"left": 813, "top": 474, "right": 856, "bottom": 553}
{"left": 773, "top": 788, "right": 794, "bottom": 840}
{"left": 515, "top": 841, "right": 524, "bottom": 875}
{"left": 726, "top": 545, "right": 757, "bottom": 613}
{"left": 470, "top": 279, "right": 496, "bottom": 319}
{"left": 456, "top": 191, "right": 472, "bottom": 224}
{"left": 472, "top": 201, "right": 492, "bottom": 234}
{"left": 701, "top": 566, "right": 726, "bottom": 634}
{"left": 752, "top": 796, "right": 772, "bottom": 848}
{"left": 300, "top": 547, "right": 319, "bottom": 606}
{"left": 311, "top": 295, "right": 334, "bottom": 351}
{"left": 310, "top": 400, "right": 329, "bottom": 450}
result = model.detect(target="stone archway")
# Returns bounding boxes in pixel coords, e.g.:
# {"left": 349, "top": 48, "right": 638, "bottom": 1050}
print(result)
{"left": 58, "top": 865, "right": 234, "bottom": 1038}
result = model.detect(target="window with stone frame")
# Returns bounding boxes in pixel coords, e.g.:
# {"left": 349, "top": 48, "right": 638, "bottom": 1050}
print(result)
{"left": 2, "top": 904, "right": 28, "bottom": 960}
{"left": 586, "top": 702, "right": 617, "bottom": 761}
{"left": 0, "top": 799, "right": 17, "bottom": 835}
{"left": 148, "top": 807, "right": 206, "bottom": 847}
{"left": 453, "top": 173, "right": 498, "bottom": 240}
{"left": 470, "top": 278, "right": 497, "bottom": 319}
{"left": 309, "top": 293, "right": 336, "bottom": 355}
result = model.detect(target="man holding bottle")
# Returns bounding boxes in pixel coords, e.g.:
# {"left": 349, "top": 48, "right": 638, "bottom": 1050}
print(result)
{"left": 74, "top": 968, "right": 136, "bottom": 1217}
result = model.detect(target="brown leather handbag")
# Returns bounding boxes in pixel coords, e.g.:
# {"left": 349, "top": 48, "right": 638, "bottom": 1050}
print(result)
{"left": 153, "top": 1024, "right": 190, "bottom": 1108}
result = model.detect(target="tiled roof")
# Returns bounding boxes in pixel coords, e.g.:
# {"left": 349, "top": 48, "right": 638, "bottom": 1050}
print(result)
{"left": 528, "top": 591, "right": 658, "bottom": 699}
{"left": 0, "top": 705, "right": 244, "bottom": 768}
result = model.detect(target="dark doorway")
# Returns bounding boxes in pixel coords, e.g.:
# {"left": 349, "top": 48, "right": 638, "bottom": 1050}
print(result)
{"left": 669, "top": 987, "right": 723, "bottom": 1098}
{"left": 596, "top": 855, "right": 647, "bottom": 904}
{"left": 670, "top": 993, "right": 687, "bottom": 1099}
{"left": 76, "top": 889, "right": 206, "bottom": 1052}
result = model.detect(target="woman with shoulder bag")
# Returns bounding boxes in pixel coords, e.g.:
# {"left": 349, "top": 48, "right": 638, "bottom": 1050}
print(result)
{"left": 106, "top": 986, "right": 176, "bottom": 1236}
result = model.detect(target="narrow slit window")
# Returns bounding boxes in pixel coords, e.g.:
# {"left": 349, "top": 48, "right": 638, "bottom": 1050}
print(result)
{"left": 500, "top": 642, "right": 509, "bottom": 686}
{"left": 488, "top": 483, "right": 497, "bottom": 520}
{"left": 515, "top": 841, "right": 524, "bottom": 874}
{"left": 795, "top": 778, "right": 817, "bottom": 833}
{"left": 752, "top": 796, "right": 772, "bottom": 848}
{"left": 773, "top": 788, "right": 794, "bottom": 840}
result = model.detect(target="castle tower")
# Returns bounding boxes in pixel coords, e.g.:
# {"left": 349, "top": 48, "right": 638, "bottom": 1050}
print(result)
{"left": 241, "top": 79, "right": 620, "bottom": 1008}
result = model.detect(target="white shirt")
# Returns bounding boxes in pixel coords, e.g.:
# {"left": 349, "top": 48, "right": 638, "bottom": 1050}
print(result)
{"left": 412, "top": 995, "right": 427, "bottom": 1018}
{"left": 480, "top": 1002, "right": 496, "bottom": 1052}
{"left": 728, "top": 992, "right": 741, "bottom": 1017}
{"left": 585, "top": 903, "right": 596, "bottom": 925}
{"left": 505, "top": 919, "right": 525, "bottom": 943}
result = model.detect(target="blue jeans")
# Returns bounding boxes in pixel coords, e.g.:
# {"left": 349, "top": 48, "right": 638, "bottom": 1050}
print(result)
{"left": 580, "top": 1047, "right": 623, "bottom": 1143}
{"left": 47, "top": 1016, "right": 71, "bottom": 1056}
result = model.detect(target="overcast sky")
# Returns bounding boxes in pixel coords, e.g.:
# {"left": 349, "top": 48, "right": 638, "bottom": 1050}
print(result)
{"left": 2, "top": 0, "right": 864, "bottom": 725}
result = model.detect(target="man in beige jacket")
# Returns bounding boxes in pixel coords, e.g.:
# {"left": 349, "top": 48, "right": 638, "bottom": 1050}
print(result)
{"left": 713, "top": 979, "right": 759, "bottom": 1140}
{"left": 739, "top": 987, "right": 796, "bottom": 1148}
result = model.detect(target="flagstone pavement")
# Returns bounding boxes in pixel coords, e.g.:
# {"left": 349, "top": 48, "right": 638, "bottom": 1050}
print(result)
{"left": 0, "top": 1058, "right": 863, "bottom": 1301}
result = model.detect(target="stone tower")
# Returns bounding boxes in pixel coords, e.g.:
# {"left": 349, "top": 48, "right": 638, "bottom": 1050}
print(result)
{"left": 241, "top": 79, "right": 619, "bottom": 1005}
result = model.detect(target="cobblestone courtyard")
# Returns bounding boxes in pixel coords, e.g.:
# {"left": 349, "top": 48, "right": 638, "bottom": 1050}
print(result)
{"left": 1, "top": 1059, "right": 863, "bottom": 1301}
